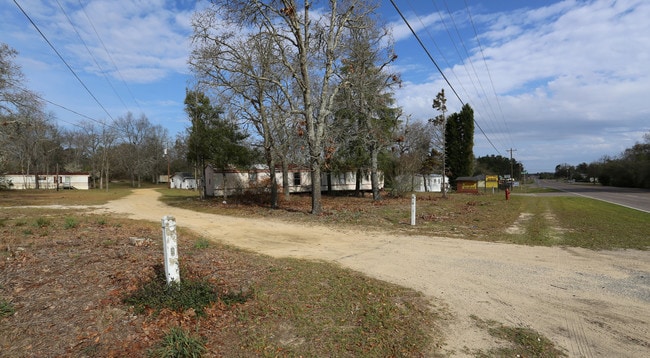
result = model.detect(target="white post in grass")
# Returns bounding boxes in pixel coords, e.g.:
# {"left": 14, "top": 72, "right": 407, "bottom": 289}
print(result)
{"left": 161, "top": 215, "right": 180, "bottom": 285}
{"left": 410, "top": 194, "right": 416, "bottom": 226}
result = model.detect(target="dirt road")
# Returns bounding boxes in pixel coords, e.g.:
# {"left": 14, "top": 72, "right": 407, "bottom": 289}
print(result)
{"left": 96, "top": 189, "right": 649, "bottom": 357}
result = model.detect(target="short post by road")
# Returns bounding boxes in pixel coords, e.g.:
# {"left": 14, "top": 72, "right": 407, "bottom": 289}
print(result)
{"left": 161, "top": 215, "right": 180, "bottom": 286}
{"left": 410, "top": 194, "right": 416, "bottom": 226}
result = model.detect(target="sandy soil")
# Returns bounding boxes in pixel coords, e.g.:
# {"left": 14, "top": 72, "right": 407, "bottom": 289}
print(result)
{"left": 95, "top": 189, "right": 650, "bottom": 357}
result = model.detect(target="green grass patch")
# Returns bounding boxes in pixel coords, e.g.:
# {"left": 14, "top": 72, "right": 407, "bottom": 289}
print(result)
{"left": 193, "top": 237, "right": 210, "bottom": 250}
{"left": 547, "top": 197, "right": 649, "bottom": 250}
{"left": 64, "top": 217, "right": 78, "bottom": 229}
{"left": 471, "top": 315, "right": 566, "bottom": 357}
{"left": 0, "top": 298, "right": 15, "bottom": 318}
{"left": 149, "top": 326, "right": 206, "bottom": 358}
{"left": 35, "top": 217, "right": 50, "bottom": 228}
{"left": 123, "top": 264, "right": 220, "bottom": 316}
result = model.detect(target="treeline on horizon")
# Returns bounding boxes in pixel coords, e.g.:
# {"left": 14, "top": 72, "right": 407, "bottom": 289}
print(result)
{"left": 539, "top": 132, "right": 649, "bottom": 189}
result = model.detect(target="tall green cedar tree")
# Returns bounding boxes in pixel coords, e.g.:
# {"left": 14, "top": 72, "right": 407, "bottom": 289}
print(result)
{"left": 445, "top": 104, "right": 475, "bottom": 188}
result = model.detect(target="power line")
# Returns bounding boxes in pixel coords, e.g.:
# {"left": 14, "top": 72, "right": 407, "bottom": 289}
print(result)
{"left": 427, "top": 0, "right": 506, "bottom": 150}
{"left": 389, "top": 0, "right": 502, "bottom": 155}
{"left": 77, "top": 0, "right": 144, "bottom": 114}
{"left": 55, "top": 0, "right": 130, "bottom": 113}
{"left": 464, "top": 0, "right": 515, "bottom": 150}
{"left": 14, "top": 86, "right": 121, "bottom": 133}
{"left": 439, "top": 0, "right": 505, "bottom": 148}
{"left": 13, "top": 0, "right": 115, "bottom": 122}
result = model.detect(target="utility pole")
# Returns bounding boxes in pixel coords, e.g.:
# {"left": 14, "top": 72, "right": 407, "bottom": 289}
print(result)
{"left": 164, "top": 147, "right": 170, "bottom": 188}
{"left": 507, "top": 148, "right": 517, "bottom": 188}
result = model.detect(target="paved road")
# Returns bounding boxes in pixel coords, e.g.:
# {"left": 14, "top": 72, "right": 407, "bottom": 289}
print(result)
{"left": 536, "top": 179, "right": 650, "bottom": 213}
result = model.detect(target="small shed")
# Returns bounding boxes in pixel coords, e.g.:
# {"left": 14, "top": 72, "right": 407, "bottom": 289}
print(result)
{"left": 455, "top": 176, "right": 480, "bottom": 194}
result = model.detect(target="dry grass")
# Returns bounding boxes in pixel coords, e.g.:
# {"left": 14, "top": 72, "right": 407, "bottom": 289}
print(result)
{"left": 0, "top": 203, "right": 440, "bottom": 357}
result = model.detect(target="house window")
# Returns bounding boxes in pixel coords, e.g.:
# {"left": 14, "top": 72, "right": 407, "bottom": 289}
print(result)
{"left": 249, "top": 171, "right": 257, "bottom": 183}
{"left": 338, "top": 173, "right": 346, "bottom": 184}
{"left": 293, "top": 172, "right": 301, "bottom": 186}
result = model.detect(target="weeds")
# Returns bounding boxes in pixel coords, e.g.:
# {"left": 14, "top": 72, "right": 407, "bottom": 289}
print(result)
{"left": 149, "top": 326, "right": 206, "bottom": 358}
{"left": 123, "top": 264, "right": 219, "bottom": 316}
{"left": 35, "top": 217, "right": 50, "bottom": 228}
{"left": 471, "top": 315, "right": 566, "bottom": 357}
{"left": 193, "top": 237, "right": 210, "bottom": 250}
{"left": 0, "top": 298, "right": 15, "bottom": 318}
{"left": 64, "top": 217, "right": 78, "bottom": 229}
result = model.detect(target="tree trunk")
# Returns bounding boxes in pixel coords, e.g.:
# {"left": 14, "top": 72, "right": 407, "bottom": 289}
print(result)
{"left": 310, "top": 161, "right": 322, "bottom": 214}
{"left": 282, "top": 160, "right": 290, "bottom": 201}
{"left": 222, "top": 171, "right": 228, "bottom": 202}
{"left": 355, "top": 168, "right": 362, "bottom": 197}
{"left": 266, "top": 153, "right": 278, "bottom": 209}
{"left": 327, "top": 171, "right": 332, "bottom": 195}
{"left": 371, "top": 146, "right": 381, "bottom": 201}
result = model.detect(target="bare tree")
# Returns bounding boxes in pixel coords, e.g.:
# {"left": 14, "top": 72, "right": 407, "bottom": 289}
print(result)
{"left": 191, "top": 0, "right": 378, "bottom": 214}
{"left": 114, "top": 112, "right": 162, "bottom": 187}
{"left": 190, "top": 27, "right": 293, "bottom": 207}
{"left": 387, "top": 117, "right": 434, "bottom": 195}
{"left": 0, "top": 43, "right": 33, "bottom": 119}
{"left": 1, "top": 43, "right": 49, "bottom": 173}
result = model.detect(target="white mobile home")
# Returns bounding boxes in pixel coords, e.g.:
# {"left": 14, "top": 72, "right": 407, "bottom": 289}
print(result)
{"left": 1, "top": 173, "right": 92, "bottom": 190}
{"left": 204, "top": 164, "right": 381, "bottom": 197}
{"left": 412, "top": 174, "right": 449, "bottom": 193}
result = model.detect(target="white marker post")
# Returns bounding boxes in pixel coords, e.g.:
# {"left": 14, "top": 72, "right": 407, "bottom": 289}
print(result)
{"left": 410, "top": 194, "right": 416, "bottom": 226}
{"left": 161, "top": 215, "right": 180, "bottom": 286}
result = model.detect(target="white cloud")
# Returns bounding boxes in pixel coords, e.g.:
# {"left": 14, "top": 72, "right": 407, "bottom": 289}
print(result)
{"left": 390, "top": 0, "right": 650, "bottom": 172}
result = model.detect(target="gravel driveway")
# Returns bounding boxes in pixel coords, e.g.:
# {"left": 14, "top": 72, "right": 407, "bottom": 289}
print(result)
{"left": 97, "top": 189, "right": 650, "bottom": 357}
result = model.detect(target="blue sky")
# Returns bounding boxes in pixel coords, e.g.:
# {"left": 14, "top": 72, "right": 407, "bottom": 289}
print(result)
{"left": 2, "top": 0, "right": 649, "bottom": 173}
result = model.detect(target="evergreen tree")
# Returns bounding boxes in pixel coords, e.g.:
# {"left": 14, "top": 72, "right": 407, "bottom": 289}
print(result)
{"left": 331, "top": 18, "right": 400, "bottom": 200}
{"left": 445, "top": 104, "right": 474, "bottom": 188}
{"left": 185, "top": 89, "right": 252, "bottom": 199}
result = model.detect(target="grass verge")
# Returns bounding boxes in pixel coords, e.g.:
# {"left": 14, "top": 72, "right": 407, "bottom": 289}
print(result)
{"left": 470, "top": 315, "right": 567, "bottom": 357}
{"left": 158, "top": 188, "right": 649, "bottom": 250}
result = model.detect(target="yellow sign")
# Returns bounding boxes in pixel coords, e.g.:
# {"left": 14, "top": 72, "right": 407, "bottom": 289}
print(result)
{"left": 461, "top": 182, "right": 477, "bottom": 190}
{"left": 486, "top": 175, "right": 498, "bottom": 188}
